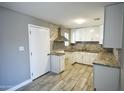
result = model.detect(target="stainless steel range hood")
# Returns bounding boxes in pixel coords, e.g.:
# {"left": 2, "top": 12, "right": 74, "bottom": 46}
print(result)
{"left": 53, "top": 27, "right": 68, "bottom": 50}
{"left": 54, "top": 27, "right": 68, "bottom": 42}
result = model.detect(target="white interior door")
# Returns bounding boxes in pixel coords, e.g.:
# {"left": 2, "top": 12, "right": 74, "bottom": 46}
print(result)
{"left": 28, "top": 24, "right": 50, "bottom": 80}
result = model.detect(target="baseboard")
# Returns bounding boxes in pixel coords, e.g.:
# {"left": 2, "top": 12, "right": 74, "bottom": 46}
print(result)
{"left": 6, "top": 79, "right": 32, "bottom": 91}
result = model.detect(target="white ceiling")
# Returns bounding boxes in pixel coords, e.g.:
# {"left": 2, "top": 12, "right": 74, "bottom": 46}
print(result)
{"left": 0, "top": 2, "right": 115, "bottom": 28}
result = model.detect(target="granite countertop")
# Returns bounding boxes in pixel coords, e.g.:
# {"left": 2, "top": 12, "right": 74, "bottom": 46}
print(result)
{"left": 64, "top": 50, "right": 99, "bottom": 53}
{"left": 49, "top": 52, "right": 65, "bottom": 56}
{"left": 93, "top": 52, "right": 120, "bottom": 68}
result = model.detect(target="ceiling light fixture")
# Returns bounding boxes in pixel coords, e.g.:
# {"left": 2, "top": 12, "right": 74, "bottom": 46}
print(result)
{"left": 74, "top": 19, "right": 86, "bottom": 24}
{"left": 90, "top": 29, "right": 95, "bottom": 33}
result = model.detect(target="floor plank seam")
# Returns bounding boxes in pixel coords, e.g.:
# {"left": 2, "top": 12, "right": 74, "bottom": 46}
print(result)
{"left": 21, "top": 62, "right": 93, "bottom": 91}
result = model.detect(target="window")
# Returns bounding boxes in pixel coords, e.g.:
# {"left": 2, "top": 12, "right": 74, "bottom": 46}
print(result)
{"left": 64, "top": 33, "right": 69, "bottom": 46}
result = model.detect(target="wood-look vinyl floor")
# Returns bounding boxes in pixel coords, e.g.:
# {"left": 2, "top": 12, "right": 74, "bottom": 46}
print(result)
{"left": 19, "top": 62, "right": 93, "bottom": 91}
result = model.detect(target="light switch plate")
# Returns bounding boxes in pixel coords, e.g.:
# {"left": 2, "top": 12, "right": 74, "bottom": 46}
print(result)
{"left": 19, "top": 46, "right": 25, "bottom": 51}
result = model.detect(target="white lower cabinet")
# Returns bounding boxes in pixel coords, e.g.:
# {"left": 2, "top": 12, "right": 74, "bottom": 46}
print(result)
{"left": 72, "top": 52, "right": 98, "bottom": 65}
{"left": 65, "top": 52, "right": 98, "bottom": 65}
{"left": 84, "top": 53, "right": 90, "bottom": 65}
{"left": 73, "top": 52, "right": 82, "bottom": 63}
{"left": 87, "top": 53, "right": 98, "bottom": 65}
{"left": 65, "top": 52, "right": 76, "bottom": 64}
{"left": 93, "top": 64, "right": 120, "bottom": 91}
{"left": 50, "top": 55, "right": 65, "bottom": 74}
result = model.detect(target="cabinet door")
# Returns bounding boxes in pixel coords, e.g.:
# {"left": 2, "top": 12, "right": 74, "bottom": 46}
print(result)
{"left": 70, "top": 53, "right": 74, "bottom": 64}
{"left": 73, "top": 52, "right": 79, "bottom": 63}
{"left": 77, "top": 52, "right": 83, "bottom": 63}
{"left": 94, "top": 64, "right": 120, "bottom": 91}
{"left": 89, "top": 53, "right": 97, "bottom": 65}
{"left": 73, "top": 52, "right": 77, "bottom": 63}
{"left": 60, "top": 55, "right": 65, "bottom": 71}
{"left": 82, "top": 52, "right": 89, "bottom": 64}
{"left": 84, "top": 53, "right": 90, "bottom": 65}
{"left": 81, "top": 52, "right": 85, "bottom": 64}
{"left": 67, "top": 52, "right": 74, "bottom": 64}
{"left": 51, "top": 55, "right": 60, "bottom": 70}
{"left": 103, "top": 3, "right": 124, "bottom": 48}
{"left": 87, "top": 53, "right": 91, "bottom": 65}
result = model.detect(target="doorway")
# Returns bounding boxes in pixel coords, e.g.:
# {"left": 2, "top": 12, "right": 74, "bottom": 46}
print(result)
{"left": 28, "top": 24, "right": 50, "bottom": 80}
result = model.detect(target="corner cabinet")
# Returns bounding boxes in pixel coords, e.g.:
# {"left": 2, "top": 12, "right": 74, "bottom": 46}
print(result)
{"left": 103, "top": 3, "right": 124, "bottom": 48}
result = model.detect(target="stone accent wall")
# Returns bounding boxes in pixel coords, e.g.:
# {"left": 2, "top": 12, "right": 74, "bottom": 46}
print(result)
{"left": 48, "top": 24, "right": 71, "bottom": 51}
{"left": 49, "top": 24, "right": 59, "bottom": 51}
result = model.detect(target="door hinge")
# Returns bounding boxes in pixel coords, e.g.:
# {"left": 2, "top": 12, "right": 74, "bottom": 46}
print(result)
{"left": 31, "top": 52, "right": 32, "bottom": 56}
{"left": 30, "top": 31, "right": 31, "bottom": 35}
{"left": 32, "top": 73, "right": 33, "bottom": 76}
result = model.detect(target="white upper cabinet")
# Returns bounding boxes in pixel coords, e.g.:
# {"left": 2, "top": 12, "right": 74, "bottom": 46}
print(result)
{"left": 103, "top": 3, "right": 124, "bottom": 48}
{"left": 71, "top": 26, "right": 100, "bottom": 43}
